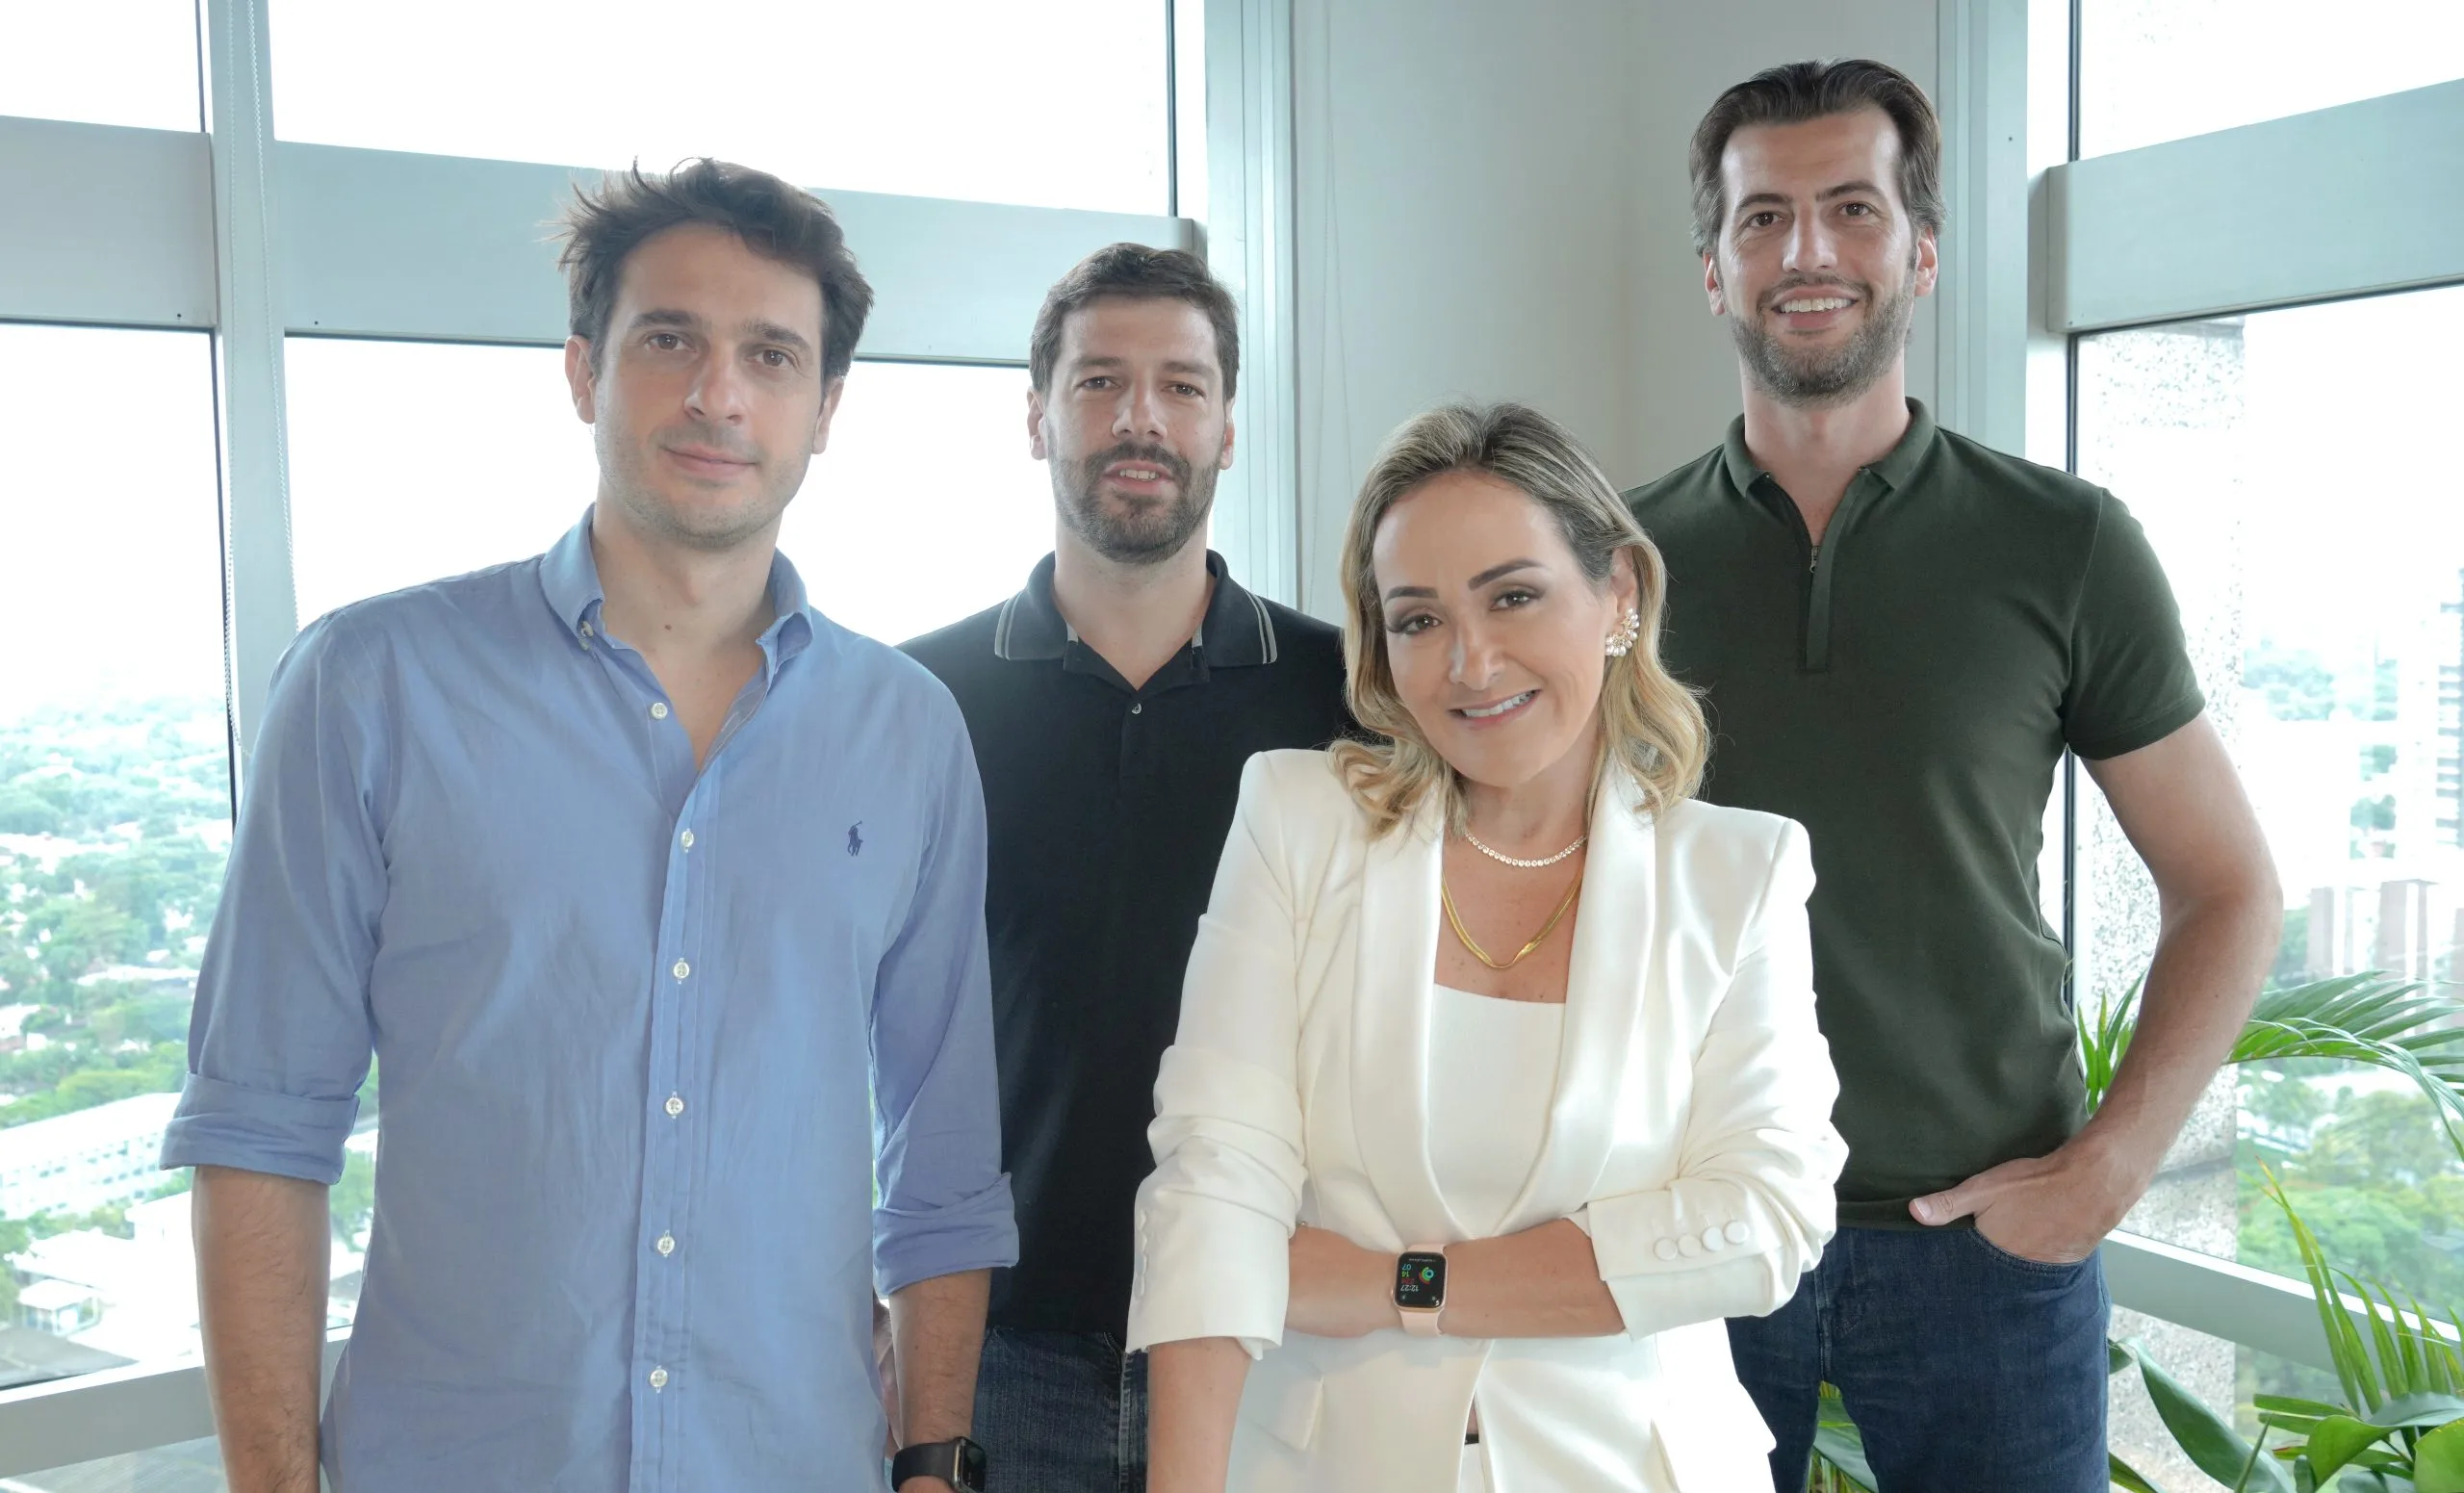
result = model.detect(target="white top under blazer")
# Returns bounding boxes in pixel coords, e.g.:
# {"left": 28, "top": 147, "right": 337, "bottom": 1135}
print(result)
{"left": 1428, "top": 987, "right": 1562, "bottom": 1239}
{"left": 1126, "top": 750, "right": 1848, "bottom": 1492}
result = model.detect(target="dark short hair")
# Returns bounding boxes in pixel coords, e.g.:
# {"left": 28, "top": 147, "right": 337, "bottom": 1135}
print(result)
{"left": 557, "top": 158, "right": 874, "bottom": 383}
{"left": 1687, "top": 59, "right": 1945, "bottom": 257}
{"left": 1029, "top": 244, "right": 1241, "bottom": 400}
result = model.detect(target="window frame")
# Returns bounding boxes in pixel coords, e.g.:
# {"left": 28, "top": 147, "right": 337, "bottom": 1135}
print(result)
{"left": 1942, "top": 0, "right": 2464, "bottom": 1382}
{"left": 0, "top": 0, "right": 1295, "bottom": 1473}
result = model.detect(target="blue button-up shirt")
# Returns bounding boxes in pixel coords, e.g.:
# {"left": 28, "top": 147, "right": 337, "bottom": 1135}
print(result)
{"left": 163, "top": 512, "right": 1015, "bottom": 1491}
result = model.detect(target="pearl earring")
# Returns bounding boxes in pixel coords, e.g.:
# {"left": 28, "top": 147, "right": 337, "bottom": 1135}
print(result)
{"left": 1604, "top": 608, "right": 1642, "bottom": 658}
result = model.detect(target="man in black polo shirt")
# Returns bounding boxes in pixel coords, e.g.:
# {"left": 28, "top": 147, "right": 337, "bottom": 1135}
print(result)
{"left": 903, "top": 245, "right": 1348, "bottom": 1491}
{"left": 1626, "top": 61, "right": 2281, "bottom": 1490}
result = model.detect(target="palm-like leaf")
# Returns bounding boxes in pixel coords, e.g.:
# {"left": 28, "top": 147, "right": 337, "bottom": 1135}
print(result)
{"left": 2111, "top": 1335, "right": 2295, "bottom": 1491}
{"left": 1809, "top": 1383, "right": 1878, "bottom": 1491}
{"left": 2078, "top": 978, "right": 2142, "bottom": 1115}
{"left": 2254, "top": 1168, "right": 2464, "bottom": 1485}
{"left": 2083, "top": 972, "right": 2464, "bottom": 1160}
{"left": 2233, "top": 974, "right": 2464, "bottom": 1156}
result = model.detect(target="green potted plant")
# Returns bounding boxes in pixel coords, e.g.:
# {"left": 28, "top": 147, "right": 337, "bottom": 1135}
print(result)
{"left": 2102, "top": 1173, "right": 2463, "bottom": 1492}
{"left": 1808, "top": 971, "right": 2464, "bottom": 1492}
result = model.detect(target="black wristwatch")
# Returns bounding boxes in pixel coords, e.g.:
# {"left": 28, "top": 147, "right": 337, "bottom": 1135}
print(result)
{"left": 889, "top": 1436, "right": 987, "bottom": 1492}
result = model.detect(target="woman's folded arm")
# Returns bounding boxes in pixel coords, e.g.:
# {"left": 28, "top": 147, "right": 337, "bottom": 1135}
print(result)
{"left": 1582, "top": 821, "right": 1848, "bottom": 1340}
{"left": 1129, "top": 755, "right": 1313, "bottom": 1358}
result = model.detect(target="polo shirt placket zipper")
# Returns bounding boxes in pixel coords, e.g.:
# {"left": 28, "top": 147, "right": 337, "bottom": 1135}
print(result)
{"left": 1760, "top": 481, "right": 1829, "bottom": 674}
{"left": 1804, "top": 515, "right": 1837, "bottom": 672}
{"left": 1766, "top": 472, "right": 1877, "bottom": 675}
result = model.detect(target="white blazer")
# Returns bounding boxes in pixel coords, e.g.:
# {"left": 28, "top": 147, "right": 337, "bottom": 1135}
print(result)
{"left": 1126, "top": 749, "right": 1846, "bottom": 1492}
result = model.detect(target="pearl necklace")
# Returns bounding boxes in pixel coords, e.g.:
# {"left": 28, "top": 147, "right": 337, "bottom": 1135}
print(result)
{"left": 1462, "top": 829, "right": 1587, "bottom": 869}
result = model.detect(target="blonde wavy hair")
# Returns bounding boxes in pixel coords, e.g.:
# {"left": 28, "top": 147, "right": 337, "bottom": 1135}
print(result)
{"left": 1330, "top": 401, "right": 1708, "bottom": 837}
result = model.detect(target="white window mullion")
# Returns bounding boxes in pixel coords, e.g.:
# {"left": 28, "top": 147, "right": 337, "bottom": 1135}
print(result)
{"left": 2051, "top": 79, "right": 2464, "bottom": 333}
{"left": 1197, "top": 0, "right": 1298, "bottom": 612}
{"left": 204, "top": 0, "right": 298, "bottom": 787}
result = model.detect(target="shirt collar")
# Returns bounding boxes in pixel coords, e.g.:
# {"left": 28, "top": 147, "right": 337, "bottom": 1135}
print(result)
{"left": 537, "top": 507, "right": 817, "bottom": 664}
{"left": 540, "top": 508, "right": 605, "bottom": 633}
{"left": 990, "top": 550, "right": 1280, "bottom": 668}
{"left": 1720, "top": 397, "right": 1941, "bottom": 500}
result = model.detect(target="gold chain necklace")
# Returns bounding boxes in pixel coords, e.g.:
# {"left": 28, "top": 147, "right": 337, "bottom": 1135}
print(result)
{"left": 1441, "top": 872, "right": 1584, "bottom": 970}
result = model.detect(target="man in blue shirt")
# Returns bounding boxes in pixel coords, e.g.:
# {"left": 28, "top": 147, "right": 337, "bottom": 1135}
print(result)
{"left": 162, "top": 159, "right": 1015, "bottom": 1493}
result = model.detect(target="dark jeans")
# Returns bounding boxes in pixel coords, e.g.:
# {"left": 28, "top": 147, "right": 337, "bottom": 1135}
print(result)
{"left": 1729, "top": 1225, "right": 2111, "bottom": 1493}
{"left": 972, "top": 1327, "right": 1149, "bottom": 1492}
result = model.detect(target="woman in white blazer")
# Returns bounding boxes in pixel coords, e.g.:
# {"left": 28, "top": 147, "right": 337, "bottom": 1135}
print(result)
{"left": 1127, "top": 402, "right": 1847, "bottom": 1492}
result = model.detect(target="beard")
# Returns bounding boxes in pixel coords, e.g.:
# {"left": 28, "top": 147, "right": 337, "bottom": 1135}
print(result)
{"left": 598, "top": 419, "right": 800, "bottom": 553}
{"left": 1731, "top": 265, "right": 1918, "bottom": 408}
{"left": 1055, "top": 440, "right": 1218, "bottom": 564}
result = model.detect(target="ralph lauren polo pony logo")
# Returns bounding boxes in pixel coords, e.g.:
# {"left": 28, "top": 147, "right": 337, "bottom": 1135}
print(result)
{"left": 846, "top": 822, "right": 864, "bottom": 857}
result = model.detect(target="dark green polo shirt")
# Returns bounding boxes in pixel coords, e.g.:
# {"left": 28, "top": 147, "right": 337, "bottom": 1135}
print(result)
{"left": 1626, "top": 400, "right": 2203, "bottom": 1229}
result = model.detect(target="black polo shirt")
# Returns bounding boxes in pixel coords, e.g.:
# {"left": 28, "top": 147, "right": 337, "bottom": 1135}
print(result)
{"left": 1626, "top": 400, "right": 2204, "bottom": 1229}
{"left": 902, "top": 553, "right": 1349, "bottom": 1335}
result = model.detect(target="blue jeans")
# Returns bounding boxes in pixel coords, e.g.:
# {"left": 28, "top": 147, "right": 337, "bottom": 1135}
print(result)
{"left": 1729, "top": 1226, "right": 2111, "bottom": 1493}
{"left": 973, "top": 1328, "right": 1149, "bottom": 1492}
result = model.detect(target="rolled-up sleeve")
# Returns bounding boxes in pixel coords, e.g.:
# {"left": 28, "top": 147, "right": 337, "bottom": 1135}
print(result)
{"left": 1581, "top": 819, "right": 1845, "bottom": 1339}
{"left": 869, "top": 708, "right": 1017, "bottom": 1298}
{"left": 1127, "top": 754, "right": 1307, "bottom": 1359}
{"left": 161, "top": 615, "right": 386, "bottom": 1185}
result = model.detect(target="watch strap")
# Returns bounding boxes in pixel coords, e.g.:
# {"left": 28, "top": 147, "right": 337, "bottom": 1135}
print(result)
{"left": 889, "top": 1436, "right": 985, "bottom": 1492}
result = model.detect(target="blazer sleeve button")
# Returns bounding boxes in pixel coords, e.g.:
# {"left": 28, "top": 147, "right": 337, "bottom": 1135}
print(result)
{"left": 1654, "top": 1237, "right": 1680, "bottom": 1261}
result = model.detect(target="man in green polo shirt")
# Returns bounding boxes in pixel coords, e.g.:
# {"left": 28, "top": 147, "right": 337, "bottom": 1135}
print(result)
{"left": 1626, "top": 59, "right": 2282, "bottom": 1491}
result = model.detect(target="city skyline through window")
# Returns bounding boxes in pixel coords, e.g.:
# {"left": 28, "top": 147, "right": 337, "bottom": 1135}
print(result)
{"left": 2076, "top": 285, "right": 2464, "bottom": 1467}
{"left": 0, "top": 327, "right": 232, "bottom": 1391}
{"left": 2073, "top": 18, "right": 2464, "bottom": 1472}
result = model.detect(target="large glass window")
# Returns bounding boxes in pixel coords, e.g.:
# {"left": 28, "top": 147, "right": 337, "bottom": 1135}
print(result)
{"left": 2075, "top": 284, "right": 2464, "bottom": 1414}
{"left": 2079, "top": 0, "right": 2464, "bottom": 158}
{"left": 285, "top": 340, "right": 1055, "bottom": 643}
{"left": 0, "top": 326, "right": 225, "bottom": 1379}
{"left": 283, "top": 340, "right": 594, "bottom": 627}
{"left": 0, "top": 0, "right": 201, "bottom": 133}
{"left": 267, "top": 0, "right": 1171, "bottom": 214}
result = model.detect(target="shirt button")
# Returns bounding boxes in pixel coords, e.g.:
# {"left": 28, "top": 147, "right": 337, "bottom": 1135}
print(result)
{"left": 650, "top": 702, "right": 670, "bottom": 720}
{"left": 672, "top": 960, "right": 690, "bottom": 981}
{"left": 680, "top": 829, "right": 695, "bottom": 850}
{"left": 648, "top": 1366, "right": 669, "bottom": 1391}
{"left": 579, "top": 621, "right": 594, "bottom": 637}
{"left": 664, "top": 1094, "right": 684, "bottom": 1118}
{"left": 1131, "top": 702, "right": 1143, "bottom": 715}
{"left": 655, "top": 1233, "right": 676, "bottom": 1257}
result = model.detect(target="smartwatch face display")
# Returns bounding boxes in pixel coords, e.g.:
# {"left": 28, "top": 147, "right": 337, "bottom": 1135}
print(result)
{"left": 1394, "top": 1250, "right": 1447, "bottom": 1309}
{"left": 956, "top": 1439, "right": 988, "bottom": 1491}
